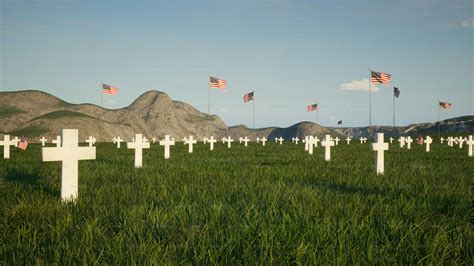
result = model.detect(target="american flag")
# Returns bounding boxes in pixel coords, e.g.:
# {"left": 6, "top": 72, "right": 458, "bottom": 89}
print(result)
{"left": 307, "top": 103, "right": 318, "bottom": 112}
{"left": 439, "top": 101, "right": 452, "bottom": 110}
{"left": 102, "top": 83, "right": 119, "bottom": 95}
{"left": 209, "top": 76, "right": 227, "bottom": 90}
{"left": 337, "top": 120, "right": 342, "bottom": 125}
{"left": 371, "top": 70, "right": 391, "bottom": 86}
{"left": 18, "top": 137, "right": 28, "bottom": 150}
{"left": 394, "top": 87, "right": 400, "bottom": 98}
{"left": 243, "top": 91, "right": 254, "bottom": 103}
{"left": 417, "top": 136, "right": 423, "bottom": 145}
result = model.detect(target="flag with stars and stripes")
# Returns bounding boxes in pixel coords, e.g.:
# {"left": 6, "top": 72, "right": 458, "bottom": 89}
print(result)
{"left": 371, "top": 70, "right": 391, "bottom": 86}
{"left": 209, "top": 76, "right": 227, "bottom": 90}
{"left": 307, "top": 104, "right": 318, "bottom": 112}
{"left": 439, "top": 101, "right": 452, "bottom": 110}
{"left": 18, "top": 137, "right": 28, "bottom": 150}
{"left": 102, "top": 83, "right": 119, "bottom": 95}
{"left": 243, "top": 91, "right": 254, "bottom": 103}
{"left": 394, "top": 87, "right": 400, "bottom": 98}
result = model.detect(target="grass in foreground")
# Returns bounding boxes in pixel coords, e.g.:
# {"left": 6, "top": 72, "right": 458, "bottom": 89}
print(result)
{"left": 0, "top": 140, "right": 473, "bottom": 264}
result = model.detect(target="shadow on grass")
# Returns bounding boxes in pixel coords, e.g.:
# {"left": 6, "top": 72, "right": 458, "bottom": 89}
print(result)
{"left": 308, "top": 180, "right": 403, "bottom": 198}
{"left": 4, "top": 168, "right": 59, "bottom": 198}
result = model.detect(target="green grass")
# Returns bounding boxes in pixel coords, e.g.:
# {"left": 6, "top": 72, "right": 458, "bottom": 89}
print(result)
{"left": 0, "top": 140, "right": 472, "bottom": 264}
{"left": 33, "top": 110, "right": 91, "bottom": 120}
{"left": 0, "top": 105, "right": 24, "bottom": 118}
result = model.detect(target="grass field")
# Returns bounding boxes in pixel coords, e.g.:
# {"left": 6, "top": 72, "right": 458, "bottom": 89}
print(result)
{"left": 1, "top": 138, "right": 473, "bottom": 264}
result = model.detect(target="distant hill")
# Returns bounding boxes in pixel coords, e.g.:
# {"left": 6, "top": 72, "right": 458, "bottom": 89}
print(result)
{"left": 0, "top": 90, "right": 472, "bottom": 142}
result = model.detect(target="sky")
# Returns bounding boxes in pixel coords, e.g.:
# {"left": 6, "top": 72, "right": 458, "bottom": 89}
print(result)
{"left": 1, "top": 0, "right": 473, "bottom": 128}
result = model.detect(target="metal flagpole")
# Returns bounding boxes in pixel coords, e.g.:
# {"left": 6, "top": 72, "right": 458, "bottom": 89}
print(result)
{"left": 252, "top": 93, "right": 255, "bottom": 129}
{"left": 208, "top": 76, "right": 211, "bottom": 136}
{"left": 437, "top": 101, "right": 440, "bottom": 138}
{"left": 393, "top": 91, "right": 395, "bottom": 127}
{"left": 369, "top": 69, "right": 372, "bottom": 127}
{"left": 100, "top": 82, "right": 103, "bottom": 107}
{"left": 316, "top": 108, "right": 319, "bottom": 124}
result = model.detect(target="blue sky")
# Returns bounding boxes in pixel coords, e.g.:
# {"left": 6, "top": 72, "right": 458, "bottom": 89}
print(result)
{"left": 1, "top": 0, "right": 472, "bottom": 128}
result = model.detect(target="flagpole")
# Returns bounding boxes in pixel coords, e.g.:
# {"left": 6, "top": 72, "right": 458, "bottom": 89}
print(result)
{"left": 252, "top": 93, "right": 255, "bottom": 129}
{"left": 437, "top": 101, "right": 440, "bottom": 138}
{"left": 208, "top": 76, "right": 211, "bottom": 136}
{"left": 100, "top": 82, "right": 103, "bottom": 107}
{"left": 393, "top": 91, "right": 395, "bottom": 127}
{"left": 369, "top": 69, "right": 372, "bottom": 127}
{"left": 316, "top": 109, "right": 319, "bottom": 124}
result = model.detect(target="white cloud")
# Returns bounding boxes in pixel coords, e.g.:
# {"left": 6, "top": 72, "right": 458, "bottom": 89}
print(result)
{"left": 341, "top": 78, "right": 380, "bottom": 92}
{"left": 461, "top": 17, "right": 474, "bottom": 28}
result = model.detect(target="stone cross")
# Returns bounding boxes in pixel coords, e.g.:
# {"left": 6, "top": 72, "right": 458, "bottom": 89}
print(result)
{"left": 359, "top": 137, "right": 364, "bottom": 144}
{"left": 448, "top": 137, "right": 454, "bottom": 147}
{"left": 321, "top": 135, "right": 335, "bottom": 161}
{"left": 405, "top": 137, "right": 413, "bottom": 150}
{"left": 85, "top": 136, "right": 96, "bottom": 147}
{"left": 243, "top": 137, "right": 250, "bottom": 147}
{"left": 314, "top": 136, "right": 320, "bottom": 147}
{"left": 1, "top": 135, "right": 17, "bottom": 159}
{"left": 440, "top": 137, "right": 445, "bottom": 144}
{"left": 114, "top": 136, "right": 123, "bottom": 148}
{"left": 372, "top": 133, "right": 389, "bottom": 175}
{"left": 39, "top": 136, "right": 47, "bottom": 146}
{"left": 127, "top": 133, "right": 150, "bottom": 168}
{"left": 294, "top": 137, "right": 299, "bottom": 144}
{"left": 159, "top": 135, "right": 175, "bottom": 159}
{"left": 334, "top": 137, "right": 340, "bottom": 145}
{"left": 389, "top": 137, "right": 394, "bottom": 144}
{"left": 223, "top": 136, "right": 234, "bottom": 148}
{"left": 239, "top": 137, "right": 243, "bottom": 144}
{"left": 52, "top": 136, "right": 61, "bottom": 147}
{"left": 424, "top": 136, "right": 433, "bottom": 152}
{"left": 363, "top": 137, "right": 368, "bottom": 144}
{"left": 142, "top": 136, "right": 149, "bottom": 143}
{"left": 203, "top": 137, "right": 208, "bottom": 144}
{"left": 276, "top": 137, "right": 284, "bottom": 145}
{"left": 346, "top": 137, "right": 351, "bottom": 145}
{"left": 306, "top": 136, "right": 316, "bottom": 155}
{"left": 184, "top": 136, "right": 197, "bottom": 153}
{"left": 42, "top": 129, "right": 96, "bottom": 202}
{"left": 256, "top": 137, "right": 260, "bottom": 143}
{"left": 261, "top": 137, "right": 267, "bottom": 146}
{"left": 274, "top": 137, "right": 278, "bottom": 143}
{"left": 304, "top": 136, "right": 309, "bottom": 151}
{"left": 208, "top": 136, "right": 216, "bottom": 150}
{"left": 291, "top": 137, "right": 295, "bottom": 143}
{"left": 398, "top": 137, "right": 405, "bottom": 148}
{"left": 466, "top": 135, "right": 473, "bottom": 157}
{"left": 152, "top": 137, "right": 156, "bottom": 144}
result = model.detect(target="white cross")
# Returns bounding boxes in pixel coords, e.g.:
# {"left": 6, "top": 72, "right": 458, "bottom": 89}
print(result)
{"left": 447, "top": 137, "right": 454, "bottom": 147}
{"left": 306, "top": 136, "right": 317, "bottom": 155}
{"left": 85, "top": 136, "right": 96, "bottom": 147}
{"left": 314, "top": 136, "right": 320, "bottom": 147}
{"left": 39, "top": 136, "right": 47, "bottom": 146}
{"left": 12, "top": 136, "right": 20, "bottom": 147}
{"left": 160, "top": 135, "right": 175, "bottom": 159}
{"left": 334, "top": 137, "right": 340, "bottom": 145}
{"left": 466, "top": 135, "right": 473, "bottom": 157}
{"left": 321, "top": 134, "right": 335, "bottom": 161}
{"left": 458, "top": 137, "right": 465, "bottom": 148}
{"left": 389, "top": 137, "right": 394, "bottom": 144}
{"left": 152, "top": 137, "right": 156, "bottom": 144}
{"left": 1, "top": 135, "right": 17, "bottom": 159}
{"left": 398, "top": 137, "right": 405, "bottom": 148}
{"left": 142, "top": 136, "right": 149, "bottom": 143}
{"left": 114, "top": 137, "right": 123, "bottom": 148}
{"left": 223, "top": 136, "right": 234, "bottom": 148}
{"left": 239, "top": 137, "right": 243, "bottom": 144}
{"left": 243, "top": 136, "right": 250, "bottom": 147}
{"left": 42, "top": 129, "right": 96, "bottom": 202}
{"left": 424, "top": 136, "right": 433, "bottom": 152}
{"left": 127, "top": 133, "right": 150, "bottom": 168}
{"left": 256, "top": 137, "right": 260, "bottom": 143}
{"left": 405, "top": 137, "right": 413, "bottom": 149}
{"left": 304, "top": 136, "right": 309, "bottom": 151}
{"left": 276, "top": 137, "right": 284, "bottom": 145}
{"left": 346, "top": 137, "right": 351, "bottom": 145}
{"left": 52, "top": 136, "right": 61, "bottom": 147}
{"left": 291, "top": 137, "right": 295, "bottom": 143}
{"left": 363, "top": 137, "right": 368, "bottom": 144}
{"left": 261, "top": 137, "right": 267, "bottom": 146}
{"left": 294, "top": 137, "right": 299, "bottom": 144}
{"left": 372, "top": 133, "right": 389, "bottom": 175}
{"left": 208, "top": 136, "right": 217, "bottom": 150}
{"left": 359, "top": 137, "right": 364, "bottom": 144}
{"left": 440, "top": 137, "right": 445, "bottom": 144}
{"left": 184, "top": 136, "right": 197, "bottom": 153}
{"left": 203, "top": 137, "right": 208, "bottom": 144}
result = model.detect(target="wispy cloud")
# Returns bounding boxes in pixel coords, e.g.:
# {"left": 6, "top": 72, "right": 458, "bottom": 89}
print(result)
{"left": 341, "top": 78, "right": 380, "bottom": 92}
{"left": 461, "top": 17, "right": 474, "bottom": 28}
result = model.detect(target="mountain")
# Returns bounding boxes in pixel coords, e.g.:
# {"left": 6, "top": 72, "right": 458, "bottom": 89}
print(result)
{"left": 331, "top": 116, "right": 474, "bottom": 139}
{"left": 0, "top": 90, "right": 472, "bottom": 142}
{"left": 0, "top": 90, "right": 227, "bottom": 141}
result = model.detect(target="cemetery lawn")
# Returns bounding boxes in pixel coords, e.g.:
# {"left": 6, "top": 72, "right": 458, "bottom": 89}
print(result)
{"left": 1, "top": 141, "right": 472, "bottom": 264}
